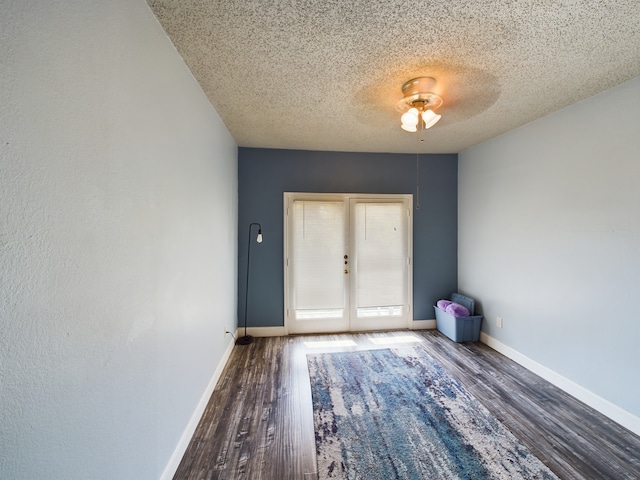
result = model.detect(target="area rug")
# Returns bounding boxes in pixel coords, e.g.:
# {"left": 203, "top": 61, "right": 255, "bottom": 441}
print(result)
{"left": 307, "top": 348, "right": 559, "bottom": 479}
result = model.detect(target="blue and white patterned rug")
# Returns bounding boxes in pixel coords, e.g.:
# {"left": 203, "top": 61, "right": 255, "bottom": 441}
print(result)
{"left": 307, "top": 348, "right": 559, "bottom": 479}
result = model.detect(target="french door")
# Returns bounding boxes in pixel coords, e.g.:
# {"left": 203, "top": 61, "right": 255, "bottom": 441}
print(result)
{"left": 284, "top": 193, "right": 412, "bottom": 334}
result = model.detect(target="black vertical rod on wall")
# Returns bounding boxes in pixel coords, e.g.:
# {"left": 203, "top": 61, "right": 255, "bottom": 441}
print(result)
{"left": 237, "top": 222, "right": 262, "bottom": 345}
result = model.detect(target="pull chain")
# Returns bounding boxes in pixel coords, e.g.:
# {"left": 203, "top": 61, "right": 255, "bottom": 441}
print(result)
{"left": 416, "top": 150, "right": 420, "bottom": 210}
{"left": 415, "top": 122, "right": 423, "bottom": 210}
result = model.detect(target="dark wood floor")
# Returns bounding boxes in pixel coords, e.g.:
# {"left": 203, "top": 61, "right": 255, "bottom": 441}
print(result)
{"left": 173, "top": 330, "right": 640, "bottom": 479}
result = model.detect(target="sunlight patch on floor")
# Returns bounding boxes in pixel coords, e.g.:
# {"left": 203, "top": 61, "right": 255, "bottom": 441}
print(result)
{"left": 369, "top": 335, "right": 423, "bottom": 345}
{"left": 303, "top": 340, "right": 358, "bottom": 348}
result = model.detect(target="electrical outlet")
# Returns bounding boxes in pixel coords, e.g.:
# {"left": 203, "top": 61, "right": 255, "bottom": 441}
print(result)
{"left": 496, "top": 316, "right": 503, "bottom": 328}
{"left": 224, "top": 327, "right": 230, "bottom": 335}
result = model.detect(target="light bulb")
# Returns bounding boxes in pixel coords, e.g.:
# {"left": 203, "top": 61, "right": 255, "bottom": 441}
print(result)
{"left": 401, "top": 108, "right": 419, "bottom": 132}
{"left": 256, "top": 231, "right": 263, "bottom": 243}
{"left": 401, "top": 108, "right": 419, "bottom": 126}
{"left": 421, "top": 109, "right": 442, "bottom": 129}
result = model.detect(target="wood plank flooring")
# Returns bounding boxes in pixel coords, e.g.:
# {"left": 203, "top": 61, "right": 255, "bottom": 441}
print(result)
{"left": 173, "top": 330, "right": 640, "bottom": 479}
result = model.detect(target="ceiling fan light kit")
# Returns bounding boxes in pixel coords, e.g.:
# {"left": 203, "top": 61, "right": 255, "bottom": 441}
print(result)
{"left": 397, "top": 77, "right": 443, "bottom": 132}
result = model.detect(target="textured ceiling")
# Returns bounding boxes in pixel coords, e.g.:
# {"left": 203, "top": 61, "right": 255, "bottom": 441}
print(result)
{"left": 147, "top": 0, "right": 640, "bottom": 153}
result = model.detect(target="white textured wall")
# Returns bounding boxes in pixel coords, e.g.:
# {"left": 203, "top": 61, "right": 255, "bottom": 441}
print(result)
{"left": 0, "top": 1, "right": 237, "bottom": 479}
{"left": 459, "top": 77, "right": 640, "bottom": 420}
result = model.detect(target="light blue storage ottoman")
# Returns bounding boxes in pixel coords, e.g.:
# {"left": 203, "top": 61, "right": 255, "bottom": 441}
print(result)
{"left": 434, "top": 293, "right": 483, "bottom": 342}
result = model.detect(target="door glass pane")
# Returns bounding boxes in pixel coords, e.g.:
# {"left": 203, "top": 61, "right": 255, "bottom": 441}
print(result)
{"left": 292, "top": 201, "right": 346, "bottom": 320}
{"left": 354, "top": 203, "right": 405, "bottom": 317}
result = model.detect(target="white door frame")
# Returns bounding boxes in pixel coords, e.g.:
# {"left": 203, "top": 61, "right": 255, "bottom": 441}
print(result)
{"left": 284, "top": 192, "right": 413, "bottom": 335}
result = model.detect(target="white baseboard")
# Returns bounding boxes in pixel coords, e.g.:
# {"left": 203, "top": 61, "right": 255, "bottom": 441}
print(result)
{"left": 237, "top": 326, "right": 287, "bottom": 338}
{"left": 239, "top": 322, "right": 436, "bottom": 337}
{"left": 411, "top": 319, "right": 436, "bottom": 330}
{"left": 160, "top": 338, "right": 236, "bottom": 480}
{"left": 480, "top": 332, "right": 640, "bottom": 436}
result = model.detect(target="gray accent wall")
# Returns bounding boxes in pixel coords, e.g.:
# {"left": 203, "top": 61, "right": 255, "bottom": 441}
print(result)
{"left": 1, "top": 2, "right": 237, "bottom": 478}
{"left": 238, "top": 148, "right": 458, "bottom": 328}
{"left": 459, "top": 76, "right": 640, "bottom": 419}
